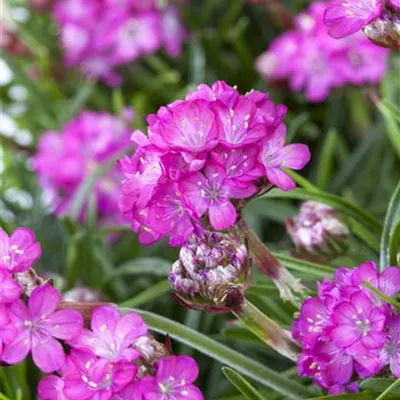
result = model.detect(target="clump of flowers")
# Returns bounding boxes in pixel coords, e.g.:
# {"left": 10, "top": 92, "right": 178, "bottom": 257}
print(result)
{"left": 256, "top": 1, "right": 389, "bottom": 102}
{"left": 293, "top": 261, "right": 400, "bottom": 395}
{"left": 119, "top": 80, "right": 311, "bottom": 246}
{"left": 52, "top": 0, "right": 187, "bottom": 85}
{"left": 0, "top": 226, "right": 204, "bottom": 399}
{"left": 34, "top": 110, "right": 132, "bottom": 225}
{"left": 324, "top": 0, "right": 400, "bottom": 49}
{"left": 285, "top": 201, "right": 350, "bottom": 262}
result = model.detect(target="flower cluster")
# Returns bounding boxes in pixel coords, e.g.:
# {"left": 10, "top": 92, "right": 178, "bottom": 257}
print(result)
{"left": 52, "top": 0, "right": 186, "bottom": 85}
{"left": 324, "top": 0, "right": 400, "bottom": 39}
{"left": 285, "top": 201, "right": 350, "bottom": 262}
{"left": 34, "top": 110, "right": 132, "bottom": 225}
{"left": 293, "top": 261, "right": 400, "bottom": 395}
{"left": 0, "top": 227, "right": 203, "bottom": 400}
{"left": 119, "top": 80, "right": 311, "bottom": 246}
{"left": 256, "top": 1, "right": 389, "bottom": 102}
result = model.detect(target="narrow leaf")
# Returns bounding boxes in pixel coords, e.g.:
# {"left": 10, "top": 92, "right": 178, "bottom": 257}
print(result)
{"left": 120, "top": 280, "right": 171, "bottom": 308}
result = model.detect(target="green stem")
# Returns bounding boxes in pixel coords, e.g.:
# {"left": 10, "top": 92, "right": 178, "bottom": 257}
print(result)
{"left": 237, "top": 220, "right": 309, "bottom": 307}
{"left": 232, "top": 298, "right": 300, "bottom": 361}
{"left": 375, "top": 379, "right": 400, "bottom": 400}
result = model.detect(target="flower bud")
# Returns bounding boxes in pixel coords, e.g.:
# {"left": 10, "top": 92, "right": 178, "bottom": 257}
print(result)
{"left": 285, "top": 201, "right": 349, "bottom": 262}
{"left": 168, "top": 231, "right": 251, "bottom": 314}
{"left": 363, "top": 10, "right": 400, "bottom": 50}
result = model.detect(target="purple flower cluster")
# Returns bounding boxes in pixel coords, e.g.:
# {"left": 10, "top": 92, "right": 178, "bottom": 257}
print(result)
{"left": 34, "top": 110, "right": 132, "bottom": 224}
{"left": 52, "top": 0, "right": 186, "bottom": 85}
{"left": 324, "top": 0, "right": 400, "bottom": 38}
{"left": 256, "top": 1, "right": 389, "bottom": 102}
{"left": 119, "top": 80, "right": 311, "bottom": 246}
{"left": 293, "top": 261, "right": 400, "bottom": 395}
{"left": 0, "top": 227, "right": 203, "bottom": 400}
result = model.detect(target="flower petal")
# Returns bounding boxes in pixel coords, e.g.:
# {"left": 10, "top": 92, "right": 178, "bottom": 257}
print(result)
{"left": 379, "top": 267, "right": 400, "bottom": 297}
{"left": 28, "top": 284, "right": 61, "bottom": 319}
{"left": 44, "top": 309, "right": 84, "bottom": 340}
{"left": 157, "top": 355, "right": 199, "bottom": 385}
{"left": 209, "top": 200, "right": 237, "bottom": 230}
{"left": 266, "top": 168, "right": 296, "bottom": 191}
{"left": 330, "top": 325, "right": 360, "bottom": 348}
{"left": 2, "top": 330, "right": 31, "bottom": 365}
{"left": 32, "top": 333, "right": 65, "bottom": 373}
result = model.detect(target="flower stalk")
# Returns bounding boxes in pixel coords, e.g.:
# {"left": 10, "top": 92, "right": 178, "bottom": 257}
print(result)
{"left": 237, "top": 219, "right": 309, "bottom": 307}
{"left": 232, "top": 298, "right": 300, "bottom": 361}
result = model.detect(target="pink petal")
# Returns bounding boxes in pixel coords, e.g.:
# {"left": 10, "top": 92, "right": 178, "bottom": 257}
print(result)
{"left": 351, "top": 261, "right": 379, "bottom": 288}
{"left": 29, "top": 285, "right": 61, "bottom": 319}
{"left": 32, "top": 333, "right": 65, "bottom": 373}
{"left": 175, "top": 385, "right": 204, "bottom": 400}
{"left": 379, "top": 267, "right": 400, "bottom": 297}
{"left": 332, "top": 301, "right": 357, "bottom": 325}
{"left": 351, "top": 291, "right": 372, "bottom": 315}
{"left": 91, "top": 306, "right": 120, "bottom": 336}
{"left": 209, "top": 201, "right": 237, "bottom": 230}
{"left": 362, "top": 332, "right": 386, "bottom": 349}
{"left": 38, "top": 375, "right": 64, "bottom": 400}
{"left": 44, "top": 309, "right": 84, "bottom": 340}
{"left": 157, "top": 355, "right": 199, "bottom": 385}
{"left": 116, "top": 312, "right": 148, "bottom": 342}
{"left": 266, "top": 168, "right": 296, "bottom": 191}
{"left": 179, "top": 173, "right": 208, "bottom": 218}
{"left": 63, "top": 378, "right": 92, "bottom": 400}
{"left": 2, "top": 330, "right": 31, "bottom": 364}
{"left": 330, "top": 325, "right": 360, "bottom": 347}
{"left": 276, "top": 144, "right": 311, "bottom": 170}
{"left": 8, "top": 299, "right": 30, "bottom": 329}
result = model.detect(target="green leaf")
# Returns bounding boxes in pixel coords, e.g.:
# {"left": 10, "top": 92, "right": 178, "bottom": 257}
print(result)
{"left": 284, "top": 170, "right": 320, "bottom": 192}
{"left": 317, "top": 129, "right": 338, "bottom": 190}
{"left": 361, "top": 379, "right": 400, "bottom": 395}
{"left": 122, "top": 309, "right": 315, "bottom": 399}
{"left": 120, "top": 280, "right": 171, "bottom": 308}
{"left": 382, "top": 100, "right": 400, "bottom": 123}
{"left": 0, "top": 394, "right": 12, "bottom": 400}
{"left": 380, "top": 181, "right": 400, "bottom": 270}
{"left": 273, "top": 252, "right": 335, "bottom": 278}
{"left": 62, "top": 81, "right": 96, "bottom": 124}
{"left": 104, "top": 257, "right": 171, "bottom": 284}
{"left": 222, "top": 367, "right": 267, "bottom": 400}
{"left": 375, "top": 379, "right": 400, "bottom": 400}
{"left": 378, "top": 101, "right": 400, "bottom": 159}
{"left": 260, "top": 188, "right": 382, "bottom": 235}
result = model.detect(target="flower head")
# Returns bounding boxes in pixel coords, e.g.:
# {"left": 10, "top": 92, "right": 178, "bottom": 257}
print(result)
{"left": 0, "top": 227, "right": 41, "bottom": 273}
{"left": 285, "top": 201, "right": 350, "bottom": 261}
{"left": 120, "top": 81, "right": 310, "bottom": 246}
{"left": 34, "top": 111, "right": 132, "bottom": 225}
{"left": 2, "top": 284, "right": 83, "bottom": 372}
{"left": 293, "top": 261, "right": 399, "bottom": 393}
{"left": 169, "top": 231, "right": 251, "bottom": 313}
{"left": 141, "top": 355, "right": 203, "bottom": 400}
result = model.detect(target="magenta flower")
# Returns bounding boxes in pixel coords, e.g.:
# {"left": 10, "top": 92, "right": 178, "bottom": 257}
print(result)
{"left": 38, "top": 375, "right": 66, "bottom": 400}
{"left": 180, "top": 163, "right": 255, "bottom": 230}
{"left": 380, "top": 315, "right": 400, "bottom": 377}
{"left": 330, "top": 291, "right": 387, "bottom": 352}
{"left": 0, "top": 306, "right": 17, "bottom": 360}
{"left": 111, "top": 382, "right": 143, "bottom": 400}
{"left": 324, "top": 0, "right": 383, "bottom": 38}
{"left": 62, "top": 350, "right": 137, "bottom": 399}
{"left": 141, "top": 355, "right": 203, "bottom": 400}
{"left": 0, "top": 269, "right": 21, "bottom": 304}
{"left": 2, "top": 284, "right": 83, "bottom": 372}
{"left": 120, "top": 81, "right": 310, "bottom": 246}
{"left": 0, "top": 227, "right": 41, "bottom": 273}
{"left": 34, "top": 111, "right": 131, "bottom": 226}
{"left": 70, "top": 306, "right": 147, "bottom": 362}
{"left": 260, "top": 125, "right": 311, "bottom": 191}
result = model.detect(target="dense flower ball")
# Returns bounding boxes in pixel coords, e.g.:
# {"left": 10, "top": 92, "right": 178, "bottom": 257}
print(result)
{"left": 52, "top": 0, "right": 187, "bottom": 85}
{"left": 293, "top": 261, "right": 400, "bottom": 395}
{"left": 256, "top": 1, "right": 389, "bottom": 102}
{"left": 119, "top": 80, "right": 311, "bottom": 246}
{"left": 285, "top": 201, "right": 349, "bottom": 262}
{"left": 33, "top": 110, "right": 132, "bottom": 224}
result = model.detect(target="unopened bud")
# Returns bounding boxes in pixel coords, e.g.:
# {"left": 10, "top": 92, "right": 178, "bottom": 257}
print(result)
{"left": 363, "top": 10, "right": 400, "bottom": 50}
{"left": 168, "top": 231, "right": 251, "bottom": 314}
{"left": 285, "top": 201, "right": 350, "bottom": 262}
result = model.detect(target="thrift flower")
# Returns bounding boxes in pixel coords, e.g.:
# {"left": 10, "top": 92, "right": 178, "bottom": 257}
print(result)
{"left": 380, "top": 315, "right": 400, "bottom": 377}
{"left": 256, "top": 1, "right": 389, "bottom": 102}
{"left": 38, "top": 375, "right": 66, "bottom": 400}
{"left": 70, "top": 305, "right": 147, "bottom": 362}
{"left": 2, "top": 284, "right": 83, "bottom": 372}
{"left": 285, "top": 201, "right": 349, "bottom": 261}
{"left": 141, "top": 355, "right": 203, "bottom": 400}
{"left": 120, "top": 81, "right": 311, "bottom": 245}
{"left": 0, "top": 227, "right": 41, "bottom": 273}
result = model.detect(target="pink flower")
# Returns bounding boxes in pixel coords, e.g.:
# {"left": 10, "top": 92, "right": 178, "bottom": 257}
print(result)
{"left": 380, "top": 315, "right": 400, "bottom": 377}
{"left": 0, "top": 306, "right": 17, "bottom": 360}
{"left": 38, "top": 375, "right": 67, "bottom": 400}
{"left": 324, "top": 0, "right": 383, "bottom": 38}
{"left": 260, "top": 125, "right": 311, "bottom": 191}
{"left": 180, "top": 163, "right": 255, "bottom": 230}
{"left": 110, "top": 382, "right": 143, "bottom": 399}
{"left": 141, "top": 355, "right": 203, "bottom": 400}
{"left": 62, "top": 350, "right": 137, "bottom": 399}
{"left": 0, "top": 269, "right": 21, "bottom": 304}
{"left": 330, "top": 291, "right": 387, "bottom": 353}
{"left": 2, "top": 284, "right": 83, "bottom": 372}
{"left": 0, "top": 227, "right": 41, "bottom": 273}
{"left": 70, "top": 306, "right": 147, "bottom": 362}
